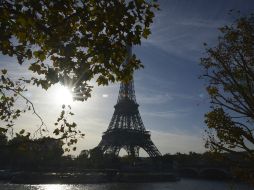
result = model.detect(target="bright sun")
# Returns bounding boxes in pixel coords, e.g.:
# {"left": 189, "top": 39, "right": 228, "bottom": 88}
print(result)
{"left": 54, "top": 85, "right": 73, "bottom": 105}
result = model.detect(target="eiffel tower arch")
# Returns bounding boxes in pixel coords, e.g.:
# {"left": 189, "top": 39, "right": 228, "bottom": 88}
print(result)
{"left": 97, "top": 47, "right": 161, "bottom": 158}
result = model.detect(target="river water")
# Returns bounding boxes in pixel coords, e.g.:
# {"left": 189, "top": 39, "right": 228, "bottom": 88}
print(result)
{"left": 0, "top": 179, "right": 252, "bottom": 190}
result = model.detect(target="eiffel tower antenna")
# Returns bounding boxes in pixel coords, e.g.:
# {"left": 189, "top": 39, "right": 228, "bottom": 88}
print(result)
{"left": 97, "top": 46, "right": 161, "bottom": 157}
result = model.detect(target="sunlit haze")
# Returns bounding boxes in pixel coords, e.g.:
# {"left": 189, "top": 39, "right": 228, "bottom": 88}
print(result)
{"left": 53, "top": 85, "right": 74, "bottom": 105}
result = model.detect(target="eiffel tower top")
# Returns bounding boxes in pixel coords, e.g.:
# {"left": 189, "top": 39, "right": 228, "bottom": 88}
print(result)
{"left": 117, "top": 46, "right": 136, "bottom": 103}
{"left": 107, "top": 46, "right": 146, "bottom": 131}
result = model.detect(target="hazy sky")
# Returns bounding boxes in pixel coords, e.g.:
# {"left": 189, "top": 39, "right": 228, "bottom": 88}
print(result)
{"left": 1, "top": 0, "right": 254, "bottom": 156}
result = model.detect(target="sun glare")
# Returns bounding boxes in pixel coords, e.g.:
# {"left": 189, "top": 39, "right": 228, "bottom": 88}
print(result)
{"left": 54, "top": 85, "right": 73, "bottom": 105}
{"left": 39, "top": 184, "right": 66, "bottom": 190}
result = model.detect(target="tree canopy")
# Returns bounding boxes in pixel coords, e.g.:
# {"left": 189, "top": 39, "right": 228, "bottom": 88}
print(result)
{"left": 0, "top": 0, "right": 158, "bottom": 146}
{"left": 200, "top": 13, "right": 254, "bottom": 183}
{"left": 0, "top": 0, "right": 158, "bottom": 96}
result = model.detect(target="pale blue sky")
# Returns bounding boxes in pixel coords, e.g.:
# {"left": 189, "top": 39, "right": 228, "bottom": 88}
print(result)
{"left": 1, "top": 0, "right": 254, "bottom": 156}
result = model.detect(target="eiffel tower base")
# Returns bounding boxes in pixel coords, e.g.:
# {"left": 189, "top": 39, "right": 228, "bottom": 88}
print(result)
{"left": 98, "top": 129, "right": 161, "bottom": 157}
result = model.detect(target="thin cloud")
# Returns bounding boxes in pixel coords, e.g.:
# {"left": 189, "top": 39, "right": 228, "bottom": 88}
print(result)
{"left": 142, "top": 108, "right": 190, "bottom": 119}
{"left": 138, "top": 93, "right": 173, "bottom": 105}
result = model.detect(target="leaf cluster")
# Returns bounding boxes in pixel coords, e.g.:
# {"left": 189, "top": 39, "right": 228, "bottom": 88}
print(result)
{"left": 205, "top": 108, "right": 254, "bottom": 155}
{"left": 53, "top": 104, "right": 84, "bottom": 152}
{"left": 201, "top": 14, "right": 254, "bottom": 120}
{"left": 0, "top": 69, "right": 36, "bottom": 131}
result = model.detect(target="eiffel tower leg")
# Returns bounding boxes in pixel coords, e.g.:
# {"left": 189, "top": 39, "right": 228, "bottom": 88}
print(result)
{"left": 113, "top": 146, "right": 120, "bottom": 156}
{"left": 104, "top": 145, "right": 117, "bottom": 156}
{"left": 142, "top": 140, "right": 161, "bottom": 157}
{"left": 126, "top": 146, "right": 134, "bottom": 157}
{"left": 126, "top": 146, "right": 139, "bottom": 157}
{"left": 134, "top": 146, "right": 140, "bottom": 157}
{"left": 97, "top": 140, "right": 107, "bottom": 152}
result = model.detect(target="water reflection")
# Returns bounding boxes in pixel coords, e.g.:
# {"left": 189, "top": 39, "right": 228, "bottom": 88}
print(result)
{"left": 0, "top": 180, "right": 252, "bottom": 190}
{"left": 39, "top": 185, "right": 66, "bottom": 190}
{"left": 30, "top": 184, "right": 75, "bottom": 190}
{"left": 31, "top": 184, "right": 162, "bottom": 190}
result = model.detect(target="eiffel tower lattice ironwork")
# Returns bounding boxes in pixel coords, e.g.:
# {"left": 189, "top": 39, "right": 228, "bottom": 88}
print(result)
{"left": 97, "top": 48, "right": 161, "bottom": 157}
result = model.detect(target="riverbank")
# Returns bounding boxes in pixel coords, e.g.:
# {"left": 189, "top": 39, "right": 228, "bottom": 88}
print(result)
{"left": 0, "top": 171, "right": 180, "bottom": 184}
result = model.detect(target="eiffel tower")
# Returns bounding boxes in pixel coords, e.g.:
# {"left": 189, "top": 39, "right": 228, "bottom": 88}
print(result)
{"left": 97, "top": 47, "right": 161, "bottom": 157}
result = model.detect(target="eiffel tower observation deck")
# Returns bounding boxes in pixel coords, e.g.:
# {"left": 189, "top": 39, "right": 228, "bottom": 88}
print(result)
{"left": 97, "top": 47, "right": 161, "bottom": 158}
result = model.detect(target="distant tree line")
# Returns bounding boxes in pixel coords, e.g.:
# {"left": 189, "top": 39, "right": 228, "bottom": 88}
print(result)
{"left": 0, "top": 134, "right": 243, "bottom": 173}
{"left": 0, "top": 134, "right": 64, "bottom": 171}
